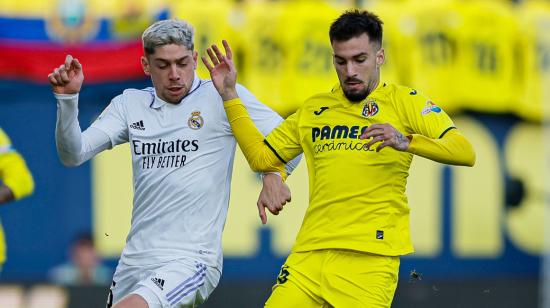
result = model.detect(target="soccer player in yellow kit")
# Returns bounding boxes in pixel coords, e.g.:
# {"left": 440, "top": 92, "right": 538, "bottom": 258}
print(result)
{"left": 203, "top": 10, "right": 476, "bottom": 307}
{"left": 0, "top": 128, "right": 34, "bottom": 271}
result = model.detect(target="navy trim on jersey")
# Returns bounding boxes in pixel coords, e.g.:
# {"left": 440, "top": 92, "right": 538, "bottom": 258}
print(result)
{"left": 439, "top": 126, "right": 457, "bottom": 139}
{"left": 187, "top": 80, "right": 211, "bottom": 98}
{"left": 143, "top": 88, "right": 156, "bottom": 108}
{"left": 264, "top": 140, "right": 287, "bottom": 164}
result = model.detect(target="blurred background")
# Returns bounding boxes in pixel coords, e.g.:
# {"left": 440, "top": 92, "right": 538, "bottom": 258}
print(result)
{"left": 0, "top": 0, "right": 548, "bottom": 307}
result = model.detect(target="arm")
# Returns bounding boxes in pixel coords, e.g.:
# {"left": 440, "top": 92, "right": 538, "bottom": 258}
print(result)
{"left": 407, "top": 129, "right": 475, "bottom": 166}
{"left": 223, "top": 98, "right": 285, "bottom": 175}
{"left": 360, "top": 124, "right": 475, "bottom": 167}
{"left": 360, "top": 87, "right": 475, "bottom": 167}
{"left": 49, "top": 56, "right": 112, "bottom": 166}
{"left": 203, "top": 41, "right": 294, "bottom": 223}
{"left": 0, "top": 152, "right": 34, "bottom": 205}
{"left": 55, "top": 93, "right": 112, "bottom": 166}
{"left": 235, "top": 84, "right": 302, "bottom": 177}
{"left": 203, "top": 41, "right": 286, "bottom": 175}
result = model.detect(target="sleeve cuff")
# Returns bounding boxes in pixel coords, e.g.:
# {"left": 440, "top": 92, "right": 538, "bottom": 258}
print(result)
{"left": 54, "top": 93, "right": 79, "bottom": 100}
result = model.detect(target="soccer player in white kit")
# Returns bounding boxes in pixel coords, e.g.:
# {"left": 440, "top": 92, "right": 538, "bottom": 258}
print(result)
{"left": 48, "top": 20, "right": 299, "bottom": 308}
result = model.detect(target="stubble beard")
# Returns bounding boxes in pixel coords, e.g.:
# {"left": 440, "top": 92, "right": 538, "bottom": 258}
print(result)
{"left": 343, "top": 79, "right": 377, "bottom": 103}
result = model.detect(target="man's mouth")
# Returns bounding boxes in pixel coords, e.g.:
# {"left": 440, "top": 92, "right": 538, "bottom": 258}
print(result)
{"left": 345, "top": 81, "right": 363, "bottom": 90}
{"left": 167, "top": 86, "right": 184, "bottom": 95}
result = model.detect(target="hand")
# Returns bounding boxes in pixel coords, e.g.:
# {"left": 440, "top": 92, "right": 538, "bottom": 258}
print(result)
{"left": 359, "top": 123, "right": 411, "bottom": 152}
{"left": 201, "top": 40, "right": 238, "bottom": 101}
{"left": 47, "top": 55, "right": 84, "bottom": 94}
{"left": 257, "top": 173, "right": 292, "bottom": 224}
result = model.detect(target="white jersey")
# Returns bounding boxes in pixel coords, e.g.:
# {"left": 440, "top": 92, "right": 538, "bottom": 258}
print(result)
{"left": 86, "top": 76, "right": 286, "bottom": 269}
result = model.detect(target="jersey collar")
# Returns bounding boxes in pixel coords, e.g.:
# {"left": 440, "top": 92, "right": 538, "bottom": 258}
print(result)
{"left": 150, "top": 74, "right": 202, "bottom": 109}
{"left": 335, "top": 80, "right": 386, "bottom": 109}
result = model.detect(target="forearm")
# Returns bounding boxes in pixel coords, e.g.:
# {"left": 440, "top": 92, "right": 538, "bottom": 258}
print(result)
{"left": 223, "top": 98, "right": 286, "bottom": 176}
{"left": 407, "top": 129, "right": 475, "bottom": 166}
{"left": 55, "top": 93, "right": 111, "bottom": 166}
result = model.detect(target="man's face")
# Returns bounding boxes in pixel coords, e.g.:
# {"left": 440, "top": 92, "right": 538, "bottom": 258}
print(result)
{"left": 141, "top": 44, "right": 198, "bottom": 104}
{"left": 332, "top": 33, "right": 384, "bottom": 102}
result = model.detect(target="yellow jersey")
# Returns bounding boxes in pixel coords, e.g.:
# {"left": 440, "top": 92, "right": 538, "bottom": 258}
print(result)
{"left": 170, "top": 0, "right": 239, "bottom": 80}
{"left": 365, "top": 0, "right": 411, "bottom": 86}
{"left": 0, "top": 128, "right": 34, "bottom": 264}
{"left": 240, "top": 1, "right": 287, "bottom": 115}
{"left": 454, "top": 0, "right": 519, "bottom": 113}
{"left": 399, "top": 0, "right": 462, "bottom": 114}
{"left": 279, "top": 0, "right": 341, "bottom": 116}
{"left": 516, "top": 0, "right": 550, "bottom": 122}
{"left": 265, "top": 83, "right": 454, "bottom": 256}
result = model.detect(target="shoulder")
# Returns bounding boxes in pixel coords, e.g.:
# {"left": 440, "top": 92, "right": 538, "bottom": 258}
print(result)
{"left": 299, "top": 88, "right": 342, "bottom": 113}
{"left": 387, "top": 84, "right": 429, "bottom": 104}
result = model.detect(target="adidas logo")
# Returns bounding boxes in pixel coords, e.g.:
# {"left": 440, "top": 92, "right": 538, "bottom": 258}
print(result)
{"left": 151, "top": 277, "right": 165, "bottom": 290}
{"left": 130, "top": 120, "right": 145, "bottom": 130}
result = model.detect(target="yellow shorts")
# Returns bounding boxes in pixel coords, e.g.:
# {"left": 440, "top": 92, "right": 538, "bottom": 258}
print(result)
{"left": 265, "top": 250, "right": 399, "bottom": 308}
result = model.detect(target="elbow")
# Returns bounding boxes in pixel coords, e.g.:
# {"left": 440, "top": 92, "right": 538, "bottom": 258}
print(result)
{"left": 459, "top": 143, "right": 476, "bottom": 167}
{"left": 468, "top": 151, "right": 476, "bottom": 167}
{"left": 463, "top": 152, "right": 476, "bottom": 167}
{"left": 453, "top": 134, "right": 476, "bottom": 167}
{"left": 19, "top": 175, "right": 35, "bottom": 199}
{"left": 8, "top": 173, "right": 35, "bottom": 201}
{"left": 60, "top": 158, "right": 82, "bottom": 167}
{"left": 57, "top": 149, "right": 83, "bottom": 167}
{"left": 464, "top": 140, "right": 476, "bottom": 167}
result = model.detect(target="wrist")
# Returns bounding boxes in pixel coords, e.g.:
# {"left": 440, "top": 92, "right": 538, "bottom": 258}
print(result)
{"left": 261, "top": 172, "right": 282, "bottom": 181}
{"left": 221, "top": 88, "right": 238, "bottom": 101}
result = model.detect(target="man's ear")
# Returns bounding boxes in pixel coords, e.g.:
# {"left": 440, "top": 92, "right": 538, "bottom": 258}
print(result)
{"left": 141, "top": 56, "right": 151, "bottom": 76}
{"left": 376, "top": 48, "right": 385, "bottom": 68}
{"left": 192, "top": 50, "right": 198, "bottom": 69}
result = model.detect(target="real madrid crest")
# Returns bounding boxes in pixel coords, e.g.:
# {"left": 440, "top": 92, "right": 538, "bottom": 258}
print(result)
{"left": 188, "top": 111, "right": 204, "bottom": 130}
{"left": 362, "top": 100, "right": 379, "bottom": 118}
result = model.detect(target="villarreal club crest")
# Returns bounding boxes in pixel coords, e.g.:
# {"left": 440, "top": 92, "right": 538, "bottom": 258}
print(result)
{"left": 362, "top": 100, "right": 379, "bottom": 118}
{"left": 188, "top": 111, "right": 204, "bottom": 130}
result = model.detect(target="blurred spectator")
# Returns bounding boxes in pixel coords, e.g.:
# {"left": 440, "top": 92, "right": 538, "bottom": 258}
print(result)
{"left": 49, "top": 233, "right": 112, "bottom": 286}
{"left": 0, "top": 127, "right": 34, "bottom": 272}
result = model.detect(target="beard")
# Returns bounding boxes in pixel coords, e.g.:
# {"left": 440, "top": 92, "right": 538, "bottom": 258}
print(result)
{"left": 342, "top": 78, "right": 377, "bottom": 103}
{"left": 343, "top": 88, "right": 370, "bottom": 102}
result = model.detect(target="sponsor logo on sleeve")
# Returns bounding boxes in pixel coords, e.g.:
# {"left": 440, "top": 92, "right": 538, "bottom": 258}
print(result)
{"left": 421, "top": 101, "right": 442, "bottom": 115}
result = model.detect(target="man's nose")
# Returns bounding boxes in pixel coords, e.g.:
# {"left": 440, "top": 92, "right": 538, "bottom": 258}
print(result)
{"left": 346, "top": 62, "right": 357, "bottom": 77}
{"left": 168, "top": 65, "right": 180, "bottom": 80}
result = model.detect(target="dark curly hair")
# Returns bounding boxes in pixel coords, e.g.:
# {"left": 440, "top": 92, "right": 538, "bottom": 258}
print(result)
{"left": 329, "top": 10, "right": 383, "bottom": 47}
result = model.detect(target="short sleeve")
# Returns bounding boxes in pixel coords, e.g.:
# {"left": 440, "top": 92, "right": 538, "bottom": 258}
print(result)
{"left": 397, "top": 87, "right": 455, "bottom": 139}
{"left": 264, "top": 110, "right": 302, "bottom": 163}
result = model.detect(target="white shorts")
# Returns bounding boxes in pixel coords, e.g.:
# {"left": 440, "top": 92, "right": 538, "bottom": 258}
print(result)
{"left": 107, "top": 259, "right": 221, "bottom": 308}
